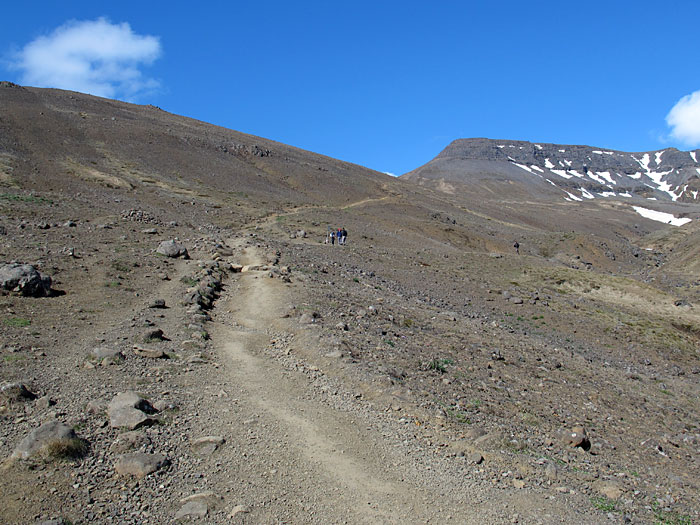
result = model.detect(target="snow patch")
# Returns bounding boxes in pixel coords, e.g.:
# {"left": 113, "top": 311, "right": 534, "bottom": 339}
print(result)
{"left": 530, "top": 165, "right": 544, "bottom": 173}
{"left": 598, "top": 191, "right": 616, "bottom": 197}
{"left": 620, "top": 192, "right": 632, "bottom": 197}
{"left": 563, "top": 191, "right": 582, "bottom": 202}
{"left": 632, "top": 206, "right": 691, "bottom": 226}
{"left": 655, "top": 151, "right": 664, "bottom": 165}
{"left": 568, "top": 170, "right": 584, "bottom": 178}
{"left": 581, "top": 188, "right": 595, "bottom": 199}
{"left": 535, "top": 144, "right": 543, "bottom": 150}
{"left": 592, "top": 150, "right": 603, "bottom": 154}
{"left": 690, "top": 151, "right": 696, "bottom": 162}
{"left": 497, "top": 145, "right": 505, "bottom": 148}
{"left": 596, "top": 171, "right": 615, "bottom": 184}
{"left": 544, "top": 158, "right": 555, "bottom": 169}
{"left": 551, "top": 169, "right": 572, "bottom": 179}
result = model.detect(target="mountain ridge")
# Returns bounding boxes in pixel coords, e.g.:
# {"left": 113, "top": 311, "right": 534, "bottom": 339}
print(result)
{"left": 404, "top": 137, "right": 700, "bottom": 204}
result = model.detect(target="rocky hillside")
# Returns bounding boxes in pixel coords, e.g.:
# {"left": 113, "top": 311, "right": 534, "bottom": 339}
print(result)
{"left": 1, "top": 85, "right": 700, "bottom": 524}
{"left": 404, "top": 137, "right": 700, "bottom": 204}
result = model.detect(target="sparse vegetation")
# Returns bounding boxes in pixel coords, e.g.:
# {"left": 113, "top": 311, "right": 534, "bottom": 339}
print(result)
{"left": 590, "top": 496, "right": 617, "bottom": 512}
{"left": 43, "top": 438, "right": 88, "bottom": 461}
{"left": 3, "top": 317, "right": 31, "bottom": 327}
{"left": 427, "top": 358, "right": 453, "bottom": 373}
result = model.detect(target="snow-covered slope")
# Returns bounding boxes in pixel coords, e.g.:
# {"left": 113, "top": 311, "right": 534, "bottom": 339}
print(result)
{"left": 403, "top": 138, "right": 700, "bottom": 204}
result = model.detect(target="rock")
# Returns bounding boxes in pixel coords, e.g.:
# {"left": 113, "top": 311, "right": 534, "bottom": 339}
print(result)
{"left": 149, "top": 299, "right": 166, "bottom": 309}
{"left": 1, "top": 382, "right": 37, "bottom": 402}
{"left": 107, "top": 392, "right": 157, "bottom": 430}
{"left": 229, "top": 504, "right": 251, "bottom": 518}
{"left": 230, "top": 264, "right": 243, "bottom": 273}
{"left": 175, "top": 500, "right": 208, "bottom": 520}
{"left": 86, "top": 400, "right": 106, "bottom": 415}
{"left": 142, "top": 228, "right": 158, "bottom": 234}
{"left": 300, "top": 312, "right": 321, "bottom": 325}
{"left": 11, "top": 421, "right": 83, "bottom": 460}
{"left": 115, "top": 452, "right": 169, "bottom": 478}
{"left": 513, "top": 479, "right": 526, "bottom": 489}
{"left": 91, "top": 347, "right": 124, "bottom": 364}
{"left": 110, "top": 430, "right": 150, "bottom": 453}
{"left": 596, "top": 482, "right": 623, "bottom": 500}
{"left": 63, "top": 220, "right": 77, "bottom": 228}
{"left": 133, "top": 345, "right": 168, "bottom": 359}
{"left": 36, "top": 395, "right": 56, "bottom": 410}
{"left": 191, "top": 435, "right": 225, "bottom": 455}
{"left": 509, "top": 296, "right": 524, "bottom": 304}
{"left": 545, "top": 463, "right": 558, "bottom": 481}
{"left": 143, "top": 328, "right": 165, "bottom": 342}
{"left": 0, "top": 263, "right": 52, "bottom": 296}
{"left": 468, "top": 452, "right": 484, "bottom": 464}
{"left": 561, "top": 426, "right": 590, "bottom": 450}
{"left": 156, "top": 240, "right": 189, "bottom": 259}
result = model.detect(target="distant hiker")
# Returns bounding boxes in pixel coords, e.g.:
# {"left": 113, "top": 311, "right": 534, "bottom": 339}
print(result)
{"left": 337, "top": 228, "right": 343, "bottom": 245}
{"left": 340, "top": 228, "right": 347, "bottom": 245}
{"left": 330, "top": 230, "right": 336, "bottom": 245}
{"left": 513, "top": 241, "right": 520, "bottom": 255}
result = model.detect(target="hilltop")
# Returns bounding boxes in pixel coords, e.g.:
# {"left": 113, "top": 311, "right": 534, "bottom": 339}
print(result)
{"left": 1, "top": 85, "right": 699, "bottom": 524}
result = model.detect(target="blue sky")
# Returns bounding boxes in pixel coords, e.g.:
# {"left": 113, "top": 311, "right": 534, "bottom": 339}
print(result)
{"left": 3, "top": 1, "right": 700, "bottom": 175}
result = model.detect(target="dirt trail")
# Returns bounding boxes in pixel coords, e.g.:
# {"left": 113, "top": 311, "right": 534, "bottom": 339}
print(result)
{"left": 212, "top": 243, "right": 484, "bottom": 523}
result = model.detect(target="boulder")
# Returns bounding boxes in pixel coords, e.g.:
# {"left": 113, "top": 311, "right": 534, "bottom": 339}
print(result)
{"left": 156, "top": 240, "right": 189, "bottom": 259}
{"left": 11, "top": 421, "right": 84, "bottom": 460}
{"left": 0, "top": 263, "right": 52, "bottom": 296}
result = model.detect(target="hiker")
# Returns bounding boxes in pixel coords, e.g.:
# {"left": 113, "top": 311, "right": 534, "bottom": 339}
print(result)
{"left": 337, "top": 228, "right": 343, "bottom": 245}
{"left": 340, "top": 227, "right": 347, "bottom": 245}
{"left": 330, "top": 230, "right": 335, "bottom": 245}
{"left": 513, "top": 241, "right": 520, "bottom": 254}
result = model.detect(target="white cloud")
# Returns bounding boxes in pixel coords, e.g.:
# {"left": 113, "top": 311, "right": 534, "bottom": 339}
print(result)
{"left": 666, "top": 90, "right": 700, "bottom": 146}
{"left": 11, "top": 18, "right": 161, "bottom": 100}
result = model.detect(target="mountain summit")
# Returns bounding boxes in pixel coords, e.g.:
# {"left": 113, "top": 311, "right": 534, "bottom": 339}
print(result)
{"left": 403, "top": 138, "right": 700, "bottom": 203}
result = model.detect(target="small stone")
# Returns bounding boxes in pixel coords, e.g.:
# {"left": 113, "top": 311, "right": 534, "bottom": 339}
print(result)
{"left": 149, "top": 299, "right": 166, "bottom": 309}
{"left": 133, "top": 345, "right": 168, "bottom": 359}
{"left": 229, "top": 505, "right": 251, "bottom": 518}
{"left": 156, "top": 240, "right": 189, "bottom": 259}
{"left": 143, "top": 328, "right": 165, "bottom": 342}
{"left": 91, "top": 347, "right": 124, "bottom": 364}
{"left": 513, "top": 479, "right": 526, "bottom": 489}
{"left": 36, "top": 395, "right": 56, "bottom": 410}
{"left": 191, "top": 436, "right": 225, "bottom": 455}
{"left": 176, "top": 500, "right": 208, "bottom": 519}
{"left": 468, "top": 452, "right": 484, "bottom": 465}
{"left": 115, "top": 452, "right": 169, "bottom": 478}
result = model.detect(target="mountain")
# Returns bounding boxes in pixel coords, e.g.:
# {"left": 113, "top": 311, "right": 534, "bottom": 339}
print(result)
{"left": 403, "top": 137, "right": 700, "bottom": 204}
